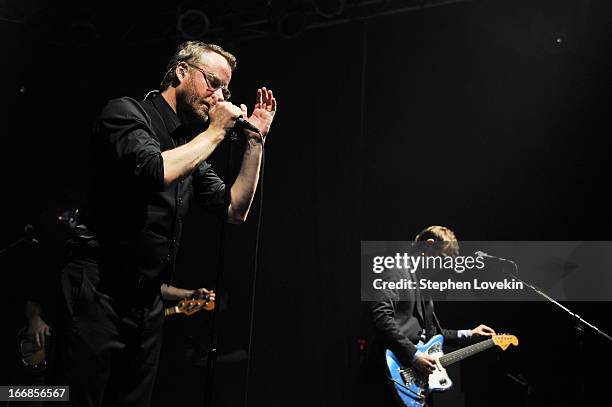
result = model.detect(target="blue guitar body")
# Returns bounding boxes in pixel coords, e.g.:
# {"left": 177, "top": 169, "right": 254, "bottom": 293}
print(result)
{"left": 385, "top": 333, "right": 517, "bottom": 406}
{"left": 385, "top": 335, "right": 451, "bottom": 407}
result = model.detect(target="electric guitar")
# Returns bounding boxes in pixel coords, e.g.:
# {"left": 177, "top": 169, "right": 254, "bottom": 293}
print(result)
{"left": 17, "top": 327, "right": 49, "bottom": 374}
{"left": 385, "top": 334, "right": 519, "bottom": 407}
{"left": 164, "top": 294, "right": 215, "bottom": 317}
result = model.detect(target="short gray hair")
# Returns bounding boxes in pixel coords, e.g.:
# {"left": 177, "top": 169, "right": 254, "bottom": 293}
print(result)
{"left": 160, "top": 41, "right": 237, "bottom": 90}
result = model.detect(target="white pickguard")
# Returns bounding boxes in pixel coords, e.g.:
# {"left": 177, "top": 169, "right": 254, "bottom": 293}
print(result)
{"left": 428, "top": 356, "right": 453, "bottom": 391}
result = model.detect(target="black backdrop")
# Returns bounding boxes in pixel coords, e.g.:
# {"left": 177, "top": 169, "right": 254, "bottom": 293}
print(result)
{"left": 1, "top": 0, "right": 610, "bottom": 406}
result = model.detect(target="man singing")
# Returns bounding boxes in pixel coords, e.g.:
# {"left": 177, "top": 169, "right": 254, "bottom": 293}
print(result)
{"left": 59, "top": 41, "right": 276, "bottom": 407}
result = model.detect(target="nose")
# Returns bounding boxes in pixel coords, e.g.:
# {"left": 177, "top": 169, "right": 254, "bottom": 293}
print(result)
{"left": 207, "top": 92, "right": 221, "bottom": 108}
{"left": 213, "top": 87, "right": 225, "bottom": 102}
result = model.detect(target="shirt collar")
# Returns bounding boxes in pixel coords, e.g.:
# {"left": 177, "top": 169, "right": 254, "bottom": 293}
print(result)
{"left": 151, "top": 92, "right": 182, "bottom": 136}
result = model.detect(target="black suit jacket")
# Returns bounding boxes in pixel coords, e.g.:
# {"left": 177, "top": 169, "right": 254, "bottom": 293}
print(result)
{"left": 369, "top": 267, "right": 458, "bottom": 366}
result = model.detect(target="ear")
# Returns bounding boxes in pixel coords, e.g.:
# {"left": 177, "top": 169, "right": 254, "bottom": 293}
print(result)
{"left": 176, "top": 62, "right": 188, "bottom": 82}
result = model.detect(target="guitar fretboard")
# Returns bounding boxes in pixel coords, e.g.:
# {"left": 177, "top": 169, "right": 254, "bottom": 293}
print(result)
{"left": 439, "top": 338, "right": 495, "bottom": 367}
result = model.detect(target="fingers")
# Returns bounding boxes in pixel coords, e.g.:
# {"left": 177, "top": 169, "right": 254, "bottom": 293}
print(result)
{"left": 415, "top": 354, "right": 437, "bottom": 374}
{"left": 210, "top": 102, "right": 244, "bottom": 131}
{"left": 240, "top": 104, "right": 248, "bottom": 116}
{"left": 216, "top": 101, "right": 242, "bottom": 116}
{"left": 424, "top": 355, "right": 436, "bottom": 367}
{"left": 420, "top": 360, "right": 436, "bottom": 375}
{"left": 261, "top": 87, "right": 269, "bottom": 105}
{"left": 29, "top": 321, "right": 51, "bottom": 349}
{"left": 229, "top": 102, "right": 244, "bottom": 118}
{"left": 270, "top": 91, "right": 277, "bottom": 111}
{"left": 255, "top": 87, "right": 277, "bottom": 112}
{"left": 197, "top": 288, "right": 216, "bottom": 302}
{"left": 474, "top": 324, "right": 496, "bottom": 336}
{"left": 482, "top": 325, "right": 496, "bottom": 335}
{"left": 262, "top": 87, "right": 275, "bottom": 111}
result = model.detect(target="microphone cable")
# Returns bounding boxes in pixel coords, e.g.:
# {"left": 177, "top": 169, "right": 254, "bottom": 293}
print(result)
{"left": 243, "top": 132, "right": 265, "bottom": 407}
{"left": 203, "top": 126, "right": 266, "bottom": 407}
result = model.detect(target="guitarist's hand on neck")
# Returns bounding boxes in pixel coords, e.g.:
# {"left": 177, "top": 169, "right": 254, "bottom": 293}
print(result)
{"left": 161, "top": 284, "right": 215, "bottom": 302}
{"left": 412, "top": 352, "right": 437, "bottom": 375}
{"left": 192, "top": 288, "right": 215, "bottom": 302}
{"left": 470, "top": 324, "right": 496, "bottom": 337}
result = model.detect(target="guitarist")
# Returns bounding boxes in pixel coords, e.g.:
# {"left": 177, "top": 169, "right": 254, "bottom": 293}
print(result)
{"left": 367, "top": 226, "right": 495, "bottom": 406}
{"left": 18, "top": 284, "right": 212, "bottom": 364}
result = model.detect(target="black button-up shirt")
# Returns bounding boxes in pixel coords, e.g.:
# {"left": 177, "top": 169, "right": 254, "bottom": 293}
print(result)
{"left": 81, "top": 92, "right": 226, "bottom": 285}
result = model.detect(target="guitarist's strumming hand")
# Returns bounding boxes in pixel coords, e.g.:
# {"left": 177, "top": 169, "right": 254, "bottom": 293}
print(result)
{"left": 470, "top": 324, "right": 496, "bottom": 337}
{"left": 412, "top": 352, "right": 437, "bottom": 375}
{"left": 27, "top": 315, "right": 51, "bottom": 349}
{"left": 25, "top": 300, "right": 50, "bottom": 349}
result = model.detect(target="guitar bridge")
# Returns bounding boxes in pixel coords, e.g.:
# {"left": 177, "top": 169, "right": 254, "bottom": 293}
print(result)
{"left": 399, "top": 368, "right": 414, "bottom": 384}
{"left": 399, "top": 368, "right": 427, "bottom": 389}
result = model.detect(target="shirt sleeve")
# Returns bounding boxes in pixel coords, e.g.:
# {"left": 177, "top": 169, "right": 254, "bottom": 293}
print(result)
{"left": 457, "top": 329, "right": 473, "bottom": 338}
{"left": 95, "top": 98, "right": 165, "bottom": 192}
{"left": 193, "top": 161, "right": 227, "bottom": 215}
{"left": 440, "top": 327, "right": 459, "bottom": 340}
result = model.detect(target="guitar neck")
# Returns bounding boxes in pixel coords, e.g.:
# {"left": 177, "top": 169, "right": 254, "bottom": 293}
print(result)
{"left": 164, "top": 306, "right": 180, "bottom": 317}
{"left": 439, "top": 338, "right": 495, "bottom": 367}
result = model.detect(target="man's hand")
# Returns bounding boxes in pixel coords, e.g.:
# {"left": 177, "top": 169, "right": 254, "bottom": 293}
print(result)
{"left": 161, "top": 284, "right": 216, "bottom": 302}
{"left": 208, "top": 101, "right": 244, "bottom": 133}
{"left": 471, "top": 324, "right": 496, "bottom": 337}
{"left": 239, "top": 87, "right": 277, "bottom": 141}
{"left": 412, "top": 353, "right": 437, "bottom": 375}
{"left": 27, "top": 316, "right": 51, "bottom": 349}
{"left": 190, "top": 288, "right": 215, "bottom": 303}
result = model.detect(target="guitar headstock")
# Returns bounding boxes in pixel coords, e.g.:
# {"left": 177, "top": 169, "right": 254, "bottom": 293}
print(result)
{"left": 492, "top": 334, "right": 519, "bottom": 350}
{"left": 176, "top": 296, "right": 215, "bottom": 316}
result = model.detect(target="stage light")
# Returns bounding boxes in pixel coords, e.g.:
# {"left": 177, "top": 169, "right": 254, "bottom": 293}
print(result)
{"left": 266, "top": 0, "right": 306, "bottom": 38}
{"left": 70, "top": 20, "right": 99, "bottom": 45}
{"left": 177, "top": 9, "right": 210, "bottom": 40}
{"left": 311, "top": 0, "right": 345, "bottom": 18}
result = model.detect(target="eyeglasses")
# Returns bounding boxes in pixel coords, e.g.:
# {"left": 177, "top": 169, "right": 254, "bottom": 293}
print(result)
{"left": 186, "top": 63, "right": 231, "bottom": 100}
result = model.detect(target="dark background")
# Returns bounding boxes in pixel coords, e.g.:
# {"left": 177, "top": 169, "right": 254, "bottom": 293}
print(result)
{"left": 1, "top": 0, "right": 610, "bottom": 406}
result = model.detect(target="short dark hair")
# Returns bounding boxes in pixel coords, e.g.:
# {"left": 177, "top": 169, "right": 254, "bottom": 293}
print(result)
{"left": 414, "top": 225, "right": 460, "bottom": 257}
{"left": 160, "top": 41, "right": 237, "bottom": 90}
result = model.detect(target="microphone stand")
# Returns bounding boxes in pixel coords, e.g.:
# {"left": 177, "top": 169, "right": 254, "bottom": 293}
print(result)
{"left": 0, "top": 225, "right": 38, "bottom": 257}
{"left": 496, "top": 259, "right": 612, "bottom": 403}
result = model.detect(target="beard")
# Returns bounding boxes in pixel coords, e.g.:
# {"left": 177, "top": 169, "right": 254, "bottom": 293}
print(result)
{"left": 176, "top": 81, "right": 210, "bottom": 130}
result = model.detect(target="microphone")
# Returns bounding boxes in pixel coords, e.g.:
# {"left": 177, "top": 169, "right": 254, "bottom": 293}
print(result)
{"left": 475, "top": 250, "right": 515, "bottom": 264}
{"left": 234, "top": 117, "right": 261, "bottom": 134}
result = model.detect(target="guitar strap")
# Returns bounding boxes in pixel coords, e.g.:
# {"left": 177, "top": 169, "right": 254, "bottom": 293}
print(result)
{"left": 410, "top": 268, "right": 426, "bottom": 327}
{"left": 413, "top": 267, "right": 443, "bottom": 340}
{"left": 423, "top": 297, "right": 443, "bottom": 340}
